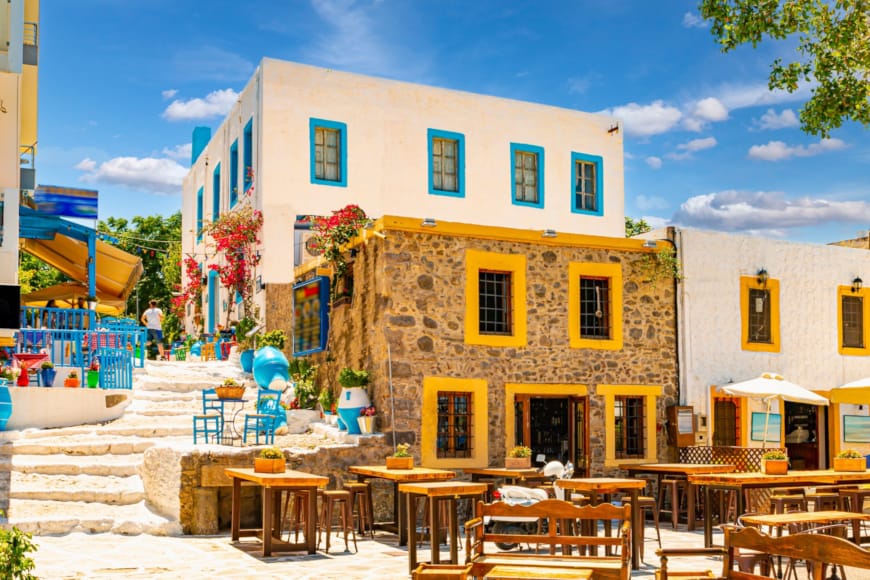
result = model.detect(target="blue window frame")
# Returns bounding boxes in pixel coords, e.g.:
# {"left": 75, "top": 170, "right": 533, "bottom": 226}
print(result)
{"left": 212, "top": 163, "right": 221, "bottom": 219}
{"left": 229, "top": 140, "right": 239, "bottom": 208}
{"left": 309, "top": 118, "right": 347, "bottom": 187}
{"left": 243, "top": 118, "right": 253, "bottom": 194}
{"left": 510, "top": 143, "right": 544, "bottom": 209}
{"left": 196, "top": 187, "right": 204, "bottom": 243}
{"left": 427, "top": 129, "right": 465, "bottom": 197}
{"left": 571, "top": 152, "right": 603, "bottom": 215}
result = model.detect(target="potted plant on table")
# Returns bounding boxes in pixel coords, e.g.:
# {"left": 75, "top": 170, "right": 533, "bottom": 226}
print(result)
{"left": 386, "top": 443, "right": 413, "bottom": 469}
{"left": 760, "top": 449, "right": 789, "bottom": 475}
{"left": 215, "top": 377, "right": 246, "bottom": 400}
{"left": 39, "top": 361, "right": 56, "bottom": 387}
{"left": 63, "top": 370, "right": 80, "bottom": 388}
{"left": 505, "top": 445, "right": 533, "bottom": 469}
{"left": 253, "top": 446, "right": 286, "bottom": 473}
{"left": 833, "top": 449, "right": 867, "bottom": 472}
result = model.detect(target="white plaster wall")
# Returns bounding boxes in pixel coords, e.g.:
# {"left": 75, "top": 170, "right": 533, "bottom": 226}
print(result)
{"left": 675, "top": 227, "right": 870, "bottom": 418}
{"left": 182, "top": 59, "right": 625, "bottom": 295}
{"left": 6, "top": 386, "right": 132, "bottom": 429}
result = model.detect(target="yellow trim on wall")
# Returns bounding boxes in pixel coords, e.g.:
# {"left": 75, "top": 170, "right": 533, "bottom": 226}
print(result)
{"left": 464, "top": 249, "right": 527, "bottom": 347}
{"left": 504, "top": 383, "right": 589, "bottom": 450}
{"left": 837, "top": 286, "right": 870, "bottom": 356}
{"left": 421, "top": 376, "right": 489, "bottom": 468}
{"left": 568, "top": 262, "right": 623, "bottom": 350}
{"left": 596, "top": 385, "right": 661, "bottom": 466}
{"left": 740, "top": 276, "right": 780, "bottom": 353}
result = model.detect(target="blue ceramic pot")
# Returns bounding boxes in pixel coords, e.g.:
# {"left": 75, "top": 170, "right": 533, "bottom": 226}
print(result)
{"left": 337, "top": 387, "right": 370, "bottom": 435}
{"left": 239, "top": 349, "right": 255, "bottom": 373}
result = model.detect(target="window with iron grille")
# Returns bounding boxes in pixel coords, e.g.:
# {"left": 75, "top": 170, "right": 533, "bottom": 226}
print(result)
{"left": 314, "top": 126, "right": 341, "bottom": 182}
{"left": 436, "top": 391, "right": 473, "bottom": 458}
{"left": 842, "top": 295, "right": 864, "bottom": 349}
{"left": 580, "top": 277, "right": 610, "bottom": 339}
{"left": 713, "top": 398, "right": 739, "bottom": 446}
{"left": 747, "top": 288, "right": 771, "bottom": 343}
{"left": 479, "top": 270, "right": 512, "bottom": 335}
{"left": 614, "top": 396, "right": 644, "bottom": 458}
{"left": 432, "top": 137, "right": 458, "bottom": 192}
{"left": 514, "top": 150, "right": 538, "bottom": 203}
{"left": 574, "top": 159, "right": 597, "bottom": 211}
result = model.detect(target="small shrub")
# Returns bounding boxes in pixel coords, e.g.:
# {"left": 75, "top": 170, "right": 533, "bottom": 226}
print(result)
{"left": 258, "top": 447, "right": 284, "bottom": 459}
{"left": 338, "top": 368, "right": 369, "bottom": 388}
{"left": 393, "top": 443, "right": 411, "bottom": 458}
{"left": 836, "top": 448, "right": 864, "bottom": 459}
{"left": 761, "top": 449, "right": 787, "bottom": 460}
{"left": 0, "top": 511, "right": 38, "bottom": 579}
{"left": 507, "top": 445, "right": 532, "bottom": 458}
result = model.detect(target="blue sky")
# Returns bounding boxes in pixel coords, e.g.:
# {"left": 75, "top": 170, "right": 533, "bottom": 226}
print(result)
{"left": 37, "top": 0, "right": 870, "bottom": 244}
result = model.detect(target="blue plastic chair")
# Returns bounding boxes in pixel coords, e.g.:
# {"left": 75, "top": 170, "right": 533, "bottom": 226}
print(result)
{"left": 243, "top": 387, "right": 283, "bottom": 445}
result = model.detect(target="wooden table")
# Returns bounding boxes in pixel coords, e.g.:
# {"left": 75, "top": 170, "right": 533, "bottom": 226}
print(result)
{"left": 619, "top": 463, "right": 736, "bottom": 531}
{"left": 484, "top": 565, "right": 593, "bottom": 579}
{"left": 225, "top": 467, "right": 328, "bottom": 556}
{"left": 740, "top": 510, "right": 870, "bottom": 543}
{"left": 400, "top": 481, "right": 488, "bottom": 575}
{"left": 689, "top": 469, "right": 870, "bottom": 547}
{"left": 348, "top": 465, "right": 455, "bottom": 546}
{"left": 464, "top": 466, "right": 549, "bottom": 484}
{"left": 554, "top": 477, "right": 647, "bottom": 570}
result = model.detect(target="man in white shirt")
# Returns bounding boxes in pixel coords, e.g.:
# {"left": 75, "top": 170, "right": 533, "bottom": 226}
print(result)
{"left": 141, "top": 299, "right": 165, "bottom": 360}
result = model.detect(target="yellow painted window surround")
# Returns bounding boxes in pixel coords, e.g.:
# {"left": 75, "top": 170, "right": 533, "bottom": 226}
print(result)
{"left": 464, "top": 250, "right": 527, "bottom": 347}
{"left": 740, "top": 276, "right": 780, "bottom": 353}
{"left": 568, "top": 262, "right": 623, "bottom": 350}
{"left": 838, "top": 285, "right": 869, "bottom": 356}
{"left": 597, "top": 384, "right": 661, "bottom": 466}
{"left": 421, "top": 377, "right": 488, "bottom": 468}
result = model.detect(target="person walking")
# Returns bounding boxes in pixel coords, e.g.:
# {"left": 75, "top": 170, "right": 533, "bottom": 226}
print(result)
{"left": 141, "top": 300, "right": 165, "bottom": 360}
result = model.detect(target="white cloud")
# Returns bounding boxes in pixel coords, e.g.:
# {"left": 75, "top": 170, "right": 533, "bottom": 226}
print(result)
{"left": 672, "top": 190, "right": 870, "bottom": 233}
{"left": 162, "top": 89, "right": 239, "bottom": 121}
{"left": 567, "top": 76, "right": 591, "bottom": 95}
{"left": 666, "top": 137, "right": 718, "bottom": 160}
{"left": 645, "top": 156, "right": 662, "bottom": 169}
{"left": 692, "top": 98, "right": 728, "bottom": 122}
{"left": 756, "top": 108, "right": 800, "bottom": 130}
{"left": 748, "top": 138, "right": 846, "bottom": 161}
{"left": 642, "top": 215, "right": 670, "bottom": 229}
{"left": 161, "top": 143, "right": 192, "bottom": 162}
{"left": 76, "top": 156, "right": 187, "bottom": 195}
{"left": 682, "top": 12, "right": 707, "bottom": 28}
{"left": 636, "top": 194, "right": 669, "bottom": 211}
{"left": 717, "top": 82, "right": 812, "bottom": 111}
{"left": 161, "top": 89, "right": 178, "bottom": 100}
{"left": 600, "top": 100, "right": 682, "bottom": 137}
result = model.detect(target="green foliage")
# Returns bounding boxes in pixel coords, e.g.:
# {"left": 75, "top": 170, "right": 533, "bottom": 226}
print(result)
{"left": 0, "top": 514, "right": 38, "bottom": 580}
{"left": 288, "top": 358, "right": 320, "bottom": 410}
{"left": 625, "top": 216, "right": 652, "bottom": 238}
{"left": 393, "top": 443, "right": 411, "bottom": 457}
{"left": 639, "top": 247, "right": 683, "bottom": 288}
{"left": 507, "top": 445, "right": 532, "bottom": 458}
{"left": 258, "top": 446, "right": 284, "bottom": 459}
{"left": 338, "top": 367, "right": 369, "bottom": 388}
{"left": 258, "top": 330, "right": 287, "bottom": 350}
{"left": 699, "top": 0, "right": 870, "bottom": 136}
{"left": 762, "top": 449, "right": 788, "bottom": 460}
{"left": 18, "top": 252, "right": 67, "bottom": 294}
{"left": 318, "top": 387, "right": 337, "bottom": 412}
{"left": 235, "top": 317, "right": 258, "bottom": 349}
{"left": 836, "top": 448, "right": 864, "bottom": 459}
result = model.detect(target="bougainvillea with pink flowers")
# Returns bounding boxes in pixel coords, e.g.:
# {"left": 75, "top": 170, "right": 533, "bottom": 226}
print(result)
{"left": 310, "top": 204, "right": 370, "bottom": 280}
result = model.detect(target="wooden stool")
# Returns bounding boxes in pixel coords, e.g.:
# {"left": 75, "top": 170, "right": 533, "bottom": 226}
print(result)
{"left": 768, "top": 493, "right": 806, "bottom": 514}
{"left": 806, "top": 488, "right": 840, "bottom": 511}
{"left": 343, "top": 481, "right": 374, "bottom": 538}
{"left": 623, "top": 495, "right": 661, "bottom": 558}
{"left": 658, "top": 478, "right": 687, "bottom": 529}
{"left": 318, "top": 489, "right": 357, "bottom": 553}
{"left": 281, "top": 489, "right": 313, "bottom": 543}
{"left": 839, "top": 487, "right": 870, "bottom": 513}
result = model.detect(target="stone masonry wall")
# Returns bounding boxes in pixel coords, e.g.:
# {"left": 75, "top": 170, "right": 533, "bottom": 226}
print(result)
{"left": 306, "top": 227, "right": 678, "bottom": 476}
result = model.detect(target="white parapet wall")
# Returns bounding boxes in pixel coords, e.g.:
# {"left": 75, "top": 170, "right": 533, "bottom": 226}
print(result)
{"left": 5, "top": 386, "right": 132, "bottom": 430}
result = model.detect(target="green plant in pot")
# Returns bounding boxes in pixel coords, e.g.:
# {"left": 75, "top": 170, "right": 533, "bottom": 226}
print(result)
{"left": 336, "top": 368, "right": 370, "bottom": 434}
{"left": 833, "top": 448, "right": 867, "bottom": 472}
{"left": 254, "top": 446, "right": 286, "bottom": 473}
{"left": 257, "top": 329, "right": 287, "bottom": 351}
{"left": 39, "top": 360, "right": 56, "bottom": 388}
{"left": 505, "top": 445, "right": 533, "bottom": 469}
{"left": 386, "top": 443, "right": 413, "bottom": 469}
{"left": 761, "top": 449, "right": 789, "bottom": 474}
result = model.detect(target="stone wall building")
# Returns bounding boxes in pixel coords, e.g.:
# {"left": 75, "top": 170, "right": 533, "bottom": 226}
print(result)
{"left": 296, "top": 216, "right": 678, "bottom": 476}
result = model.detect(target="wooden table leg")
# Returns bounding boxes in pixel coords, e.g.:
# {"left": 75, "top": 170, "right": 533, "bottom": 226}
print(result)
{"left": 397, "top": 482, "right": 407, "bottom": 547}
{"left": 307, "top": 485, "right": 318, "bottom": 554}
{"left": 448, "top": 497, "right": 459, "bottom": 564}
{"left": 430, "top": 496, "right": 441, "bottom": 564}
{"left": 262, "top": 485, "right": 273, "bottom": 557}
{"left": 407, "top": 491, "right": 418, "bottom": 575}
{"left": 687, "top": 482, "right": 696, "bottom": 532}
{"left": 629, "top": 489, "right": 640, "bottom": 570}
{"left": 703, "top": 485, "right": 713, "bottom": 548}
{"left": 231, "top": 477, "right": 241, "bottom": 541}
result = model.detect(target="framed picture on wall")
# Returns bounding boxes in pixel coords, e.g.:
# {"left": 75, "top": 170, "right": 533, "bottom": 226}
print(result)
{"left": 750, "top": 412, "right": 782, "bottom": 442}
{"left": 843, "top": 415, "right": 870, "bottom": 443}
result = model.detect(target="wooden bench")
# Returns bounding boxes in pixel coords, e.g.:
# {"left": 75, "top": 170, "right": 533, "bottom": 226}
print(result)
{"left": 658, "top": 524, "right": 870, "bottom": 580}
{"left": 463, "top": 499, "right": 630, "bottom": 580}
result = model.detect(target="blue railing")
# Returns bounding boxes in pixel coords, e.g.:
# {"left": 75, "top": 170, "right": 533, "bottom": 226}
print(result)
{"left": 15, "top": 328, "right": 147, "bottom": 370}
{"left": 20, "top": 306, "right": 96, "bottom": 331}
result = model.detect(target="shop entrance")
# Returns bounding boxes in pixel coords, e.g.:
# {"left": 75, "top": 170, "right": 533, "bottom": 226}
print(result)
{"left": 784, "top": 401, "right": 823, "bottom": 470}
{"left": 513, "top": 395, "right": 588, "bottom": 477}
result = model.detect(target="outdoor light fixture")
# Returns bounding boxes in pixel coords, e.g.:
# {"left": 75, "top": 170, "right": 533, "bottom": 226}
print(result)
{"left": 542, "top": 229, "right": 557, "bottom": 238}
{"left": 421, "top": 218, "right": 437, "bottom": 227}
{"left": 643, "top": 239, "right": 657, "bottom": 248}
{"left": 853, "top": 276, "right": 863, "bottom": 293}
{"left": 757, "top": 268, "right": 769, "bottom": 287}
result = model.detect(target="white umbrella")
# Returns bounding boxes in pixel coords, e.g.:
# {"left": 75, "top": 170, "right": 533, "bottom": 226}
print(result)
{"left": 829, "top": 377, "right": 870, "bottom": 405}
{"left": 720, "top": 372, "right": 829, "bottom": 447}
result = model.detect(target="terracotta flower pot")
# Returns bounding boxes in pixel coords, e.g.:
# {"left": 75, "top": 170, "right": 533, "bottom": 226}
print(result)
{"left": 386, "top": 456, "right": 413, "bottom": 469}
{"left": 762, "top": 459, "right": 789, "bottom": 475}
{"left": 254, "top": 457, "right": 286, "bottom": 473}
{"left": 64, "top": 377, "right": 80, "bottom": 388}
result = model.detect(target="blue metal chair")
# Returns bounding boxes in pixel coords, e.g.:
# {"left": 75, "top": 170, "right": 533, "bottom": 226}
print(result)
{"left": 243, "top": 387, "right": 283, "bottom": 445}
{"left": 193, "top": 388, "right": 223, "bottom": 445}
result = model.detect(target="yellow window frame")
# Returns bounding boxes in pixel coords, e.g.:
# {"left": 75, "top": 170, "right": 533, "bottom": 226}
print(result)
{"left": 597, "top": 384, "right": 661, "bottom": 467}
{"left": 568, "top": 262, "right": 623, "bottom": 350}
{"left": 464, "top": 249, "right": 527, "bottom": 347}
{"left": 740, "top": 276, "right": 780, "bottom": 353}
{"left": 421, "top": 376, "right": 489, "bottom": 468}
{"left": 837, "top": 285, "right": 869, "bottom": 356}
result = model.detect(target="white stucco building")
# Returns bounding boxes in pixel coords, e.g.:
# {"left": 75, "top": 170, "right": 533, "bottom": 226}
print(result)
{"left": 181, "top": 58, "right": 625, "bottom": 333}
{"left": 668, "top": 227, "right": 870, "bottom": 467}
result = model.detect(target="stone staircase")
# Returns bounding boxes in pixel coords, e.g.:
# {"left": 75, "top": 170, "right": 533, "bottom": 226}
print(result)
{"left": 0, "top": 360, "right": 249, "bottom": 536}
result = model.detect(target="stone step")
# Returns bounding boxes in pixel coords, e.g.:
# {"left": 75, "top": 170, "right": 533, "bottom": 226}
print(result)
{"left": 7, "top": 453, "right": 143, "bottom": 476}
{"left": 7, "top": 499, "right": 182, "bottom": 536}
{"left": 8, "top": 472, "right": 144, "bottom": 504}
{"left": 2, "top": 435, "right": 189, "bottom": 455}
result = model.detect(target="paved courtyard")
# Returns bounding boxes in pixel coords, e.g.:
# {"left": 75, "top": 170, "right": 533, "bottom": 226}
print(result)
{"left": 32, "top": 525, "right": 726, "bottom": 580}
